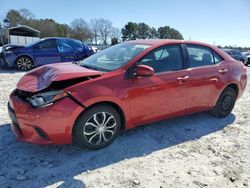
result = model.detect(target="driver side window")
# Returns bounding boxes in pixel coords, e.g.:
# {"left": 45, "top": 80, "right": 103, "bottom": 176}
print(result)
{"left": 138, "top": 45, "right": 183, "bottom": 73}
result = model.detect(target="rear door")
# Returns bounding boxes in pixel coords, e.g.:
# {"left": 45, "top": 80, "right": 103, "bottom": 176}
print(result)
{"left": 185, "top": 44, "right": 228, "bottom": 111}
{"left": 58, "top": 39, "right": 79, "bottom": 62}
{"left": 33, "top": 39, "right": 61, "bottom": 65}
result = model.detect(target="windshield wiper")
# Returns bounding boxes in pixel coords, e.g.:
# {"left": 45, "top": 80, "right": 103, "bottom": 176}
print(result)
{"left": 81, "top": 64, "right": 99, "bottom": 71}
{"left": 72, "top": 61, "right": 80, "bottom": 65}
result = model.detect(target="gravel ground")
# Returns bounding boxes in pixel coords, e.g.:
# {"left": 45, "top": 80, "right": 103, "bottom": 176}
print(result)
{"left": 0, "top": 67, "right": 249, "bottom": 188}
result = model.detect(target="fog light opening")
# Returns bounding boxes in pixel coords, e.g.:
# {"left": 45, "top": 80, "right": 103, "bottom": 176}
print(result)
{"left": 34, "top": 127, "right": 49, "bottom": 140}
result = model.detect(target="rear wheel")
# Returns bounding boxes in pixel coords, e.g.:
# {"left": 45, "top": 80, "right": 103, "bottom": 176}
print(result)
{"left": 73, "top": 105, "right": 121, "bottom": 149}
{"left": 16, "top": 56, "right": 34, "bottom": 71}
{"left": 211, "top": 87, "right": 236, "bottom": 118}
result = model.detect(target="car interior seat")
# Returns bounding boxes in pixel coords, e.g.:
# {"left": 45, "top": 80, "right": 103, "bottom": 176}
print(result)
{"left": 202, "top": 53, "right": 212, "bottom": 65}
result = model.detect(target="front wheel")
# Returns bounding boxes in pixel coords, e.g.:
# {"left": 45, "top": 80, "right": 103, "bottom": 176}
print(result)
{"left": 211, "top": 87, "right": 236, "bottom": 118}
{"left": 73, "top": 105, "right": 121, "bottom": 149}
{"left": 16, "top": 56, "right": 34, "bottom": 71}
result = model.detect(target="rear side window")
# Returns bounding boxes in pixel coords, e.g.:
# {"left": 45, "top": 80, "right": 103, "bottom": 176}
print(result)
{"left": 139, "top": 45, "right": 183, "bottom": 73}
{"left": 58, "top": 39, "right": 75, "bottom": 52}
{"left": 187, "top": 44, "right": 222, "bottom": 67}
{"left": 65, "top": 39, "right": 83, "bottom": 49}
{"left": 213, "top": 52, "right": 223, "bottom": 64}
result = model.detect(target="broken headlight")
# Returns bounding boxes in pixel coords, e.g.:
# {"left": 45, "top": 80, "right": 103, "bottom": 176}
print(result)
{"left": 28, "top": 90, "right": 68, "bottom": 108}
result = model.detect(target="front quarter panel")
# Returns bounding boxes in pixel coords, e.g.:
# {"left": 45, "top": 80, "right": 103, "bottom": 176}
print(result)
{"left": 66, "top": 71, "right": 132, "bottom": 129}
{"left": 14, "top": 48, "right": 36, "bottom": 66}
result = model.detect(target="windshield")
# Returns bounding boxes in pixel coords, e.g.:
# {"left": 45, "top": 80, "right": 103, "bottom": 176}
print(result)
{"left": 79, "top": 43, "right": 151, "bottom": 72}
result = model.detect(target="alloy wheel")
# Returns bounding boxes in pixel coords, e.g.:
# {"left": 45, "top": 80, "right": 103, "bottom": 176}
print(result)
{"left": 221, "top": 95, "right": 233, "bottom": 112}
{"left": 17, "top": 57, "right": 33, "bottom": 70}
{"left": 83, "top": 112, "right": 117, "bottom": 146}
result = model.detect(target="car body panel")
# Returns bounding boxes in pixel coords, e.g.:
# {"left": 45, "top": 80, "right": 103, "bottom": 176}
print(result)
{"left": 8, "top": 39, "right": 247, "bottom": 145}
{"left": 9, "top": 93, "right": 83, "bottom": 144}
{"left": 17, "top": 63, "right": 103, "bottom": 92}
{"left": 127, "top": 69, "right": 190, "bottom": 126}
{"left": 186, "top": 61, "right": 229, "bottom": 112}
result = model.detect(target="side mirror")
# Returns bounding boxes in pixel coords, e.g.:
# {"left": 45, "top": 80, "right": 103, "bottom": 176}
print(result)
{"left": 35, "top": 45, "right": 42, "bottom": 49}
{"left": 136, "top": 65, "right": 154, "bottom": 77}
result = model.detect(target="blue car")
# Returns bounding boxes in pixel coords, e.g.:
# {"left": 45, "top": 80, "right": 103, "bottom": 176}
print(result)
{"left": 0, "top": 37, "right": 94, "bottom": 70}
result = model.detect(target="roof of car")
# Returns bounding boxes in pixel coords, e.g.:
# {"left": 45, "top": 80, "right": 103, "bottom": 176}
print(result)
{"left": 40, "top": 37, "right": 83, "bottom": 42}
{"left": 127, "top": 39, "right": 235, "bottom": 61}
{"left": 127, "top": 39, "right": 215, "bottom": 48}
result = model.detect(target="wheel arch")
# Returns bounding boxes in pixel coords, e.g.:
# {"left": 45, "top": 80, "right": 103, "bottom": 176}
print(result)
{"left": 15, "top": 55, "right": 35, "bottom": 66}
{"left": 212, "top": 82, "right": 240, "bottom": 107}
{"left": 72, "top": 100, "right": 127, "bottom": 137}
{"left": 226, "top": 83, "right": 239, "bottom": 97}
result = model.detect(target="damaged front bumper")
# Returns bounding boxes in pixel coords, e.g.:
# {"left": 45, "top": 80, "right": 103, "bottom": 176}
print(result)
{"left": 8, "top": 89, "right": 84, "bottom": 145}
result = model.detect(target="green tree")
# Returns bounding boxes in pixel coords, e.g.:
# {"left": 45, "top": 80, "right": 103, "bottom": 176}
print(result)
{"left": 56, "top": 24, "right": 69, "bottom": 37}
{"left": 121, "top": 22, "right": 138, "bottom": 41}
{"left": 5, "top": 9, "right": 25, "bottom": 26}
{"left": 137, "top": 23, "right": 151, "bottom": 39}
{"left": 111, "top": 37, "right": 118, "bottom": 45}
{"left": 3, "top": 9, "right": 70, "bottom": 38}
{"left": 122, "top": 22, "right": 183, "bottom": 40}
{"left": 149, "top": 27, "right": 158, "bottom": 39}
{"left": 158, "top": 26, "right": 183, "bottom": 39}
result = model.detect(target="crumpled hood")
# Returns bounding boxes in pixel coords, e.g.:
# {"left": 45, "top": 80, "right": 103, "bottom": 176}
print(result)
{"left": 2, "top": 44, "right": 25, "bottom": 52}
{"left": 17, "top": 63, "right": 103, "bottom": 92}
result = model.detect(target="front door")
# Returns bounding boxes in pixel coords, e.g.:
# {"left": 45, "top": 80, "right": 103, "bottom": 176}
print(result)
{"left": 33, "top": 39, "right": 61, "bottom": 65}
{"left": 127, "top": 44, "right": 190, "bottom": 125}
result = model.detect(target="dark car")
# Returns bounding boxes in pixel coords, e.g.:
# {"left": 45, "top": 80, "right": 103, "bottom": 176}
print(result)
{"left": 0, "top": 37, "right": 94, "bottom": 70}
{"left": 223, "top": 49, "right": 248, "bottom": 66}
{"left": 243, "top": 51, "right": 250, "bottom": 66}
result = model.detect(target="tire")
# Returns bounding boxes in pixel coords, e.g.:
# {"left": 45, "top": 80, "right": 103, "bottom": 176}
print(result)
{"left": 242, "top": 59, "right": 248, "bottom": 66}
{"left": 16, "top": 56, "right": 34, "bottom": 71}
{"left": 211, "top": 87, "right": 236, "bottom": 118}
{"left": 73, "top": 104, "right": 121, "bottom": 149}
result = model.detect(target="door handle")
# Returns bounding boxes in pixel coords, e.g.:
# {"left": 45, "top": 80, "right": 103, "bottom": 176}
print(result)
{"left": 218, "top": 69, "right": 228, "bottom": 74}
{"left": 177, "top": 75, "right": 190, "bottom": 81}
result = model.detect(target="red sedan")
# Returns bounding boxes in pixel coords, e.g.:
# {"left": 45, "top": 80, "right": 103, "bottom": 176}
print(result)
{"left": 8, "top": 40, "right": 247, "bottom": 149}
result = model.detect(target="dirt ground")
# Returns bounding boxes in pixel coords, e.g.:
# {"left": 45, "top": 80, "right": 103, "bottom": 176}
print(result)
{"left": 0, "top": 67, "right": 249, "bottom": 188}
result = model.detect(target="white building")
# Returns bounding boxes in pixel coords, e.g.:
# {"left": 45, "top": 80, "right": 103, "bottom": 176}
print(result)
{"left": 0, "top": 25, "right": 40, "bottom": 46}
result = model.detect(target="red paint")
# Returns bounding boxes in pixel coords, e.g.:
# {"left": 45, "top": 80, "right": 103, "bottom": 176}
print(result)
{"left": 9, "top": 40, "right": 248, "bottom": 145}
{"left": 17, "top": 63, "right": 102, "bottom": 92}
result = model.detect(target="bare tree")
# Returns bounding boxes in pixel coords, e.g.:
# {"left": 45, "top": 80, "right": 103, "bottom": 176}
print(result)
{"left": 90, "top": 18, "right": 114, "bottom": 45}
{"left": 19, "top": 8, "right": 35, "bottom": 20}
{"left": 97, "top": 19, "right": 112, "bottom": 45}
{"left": 5, "top": 9, "right": 24, "bottom": 27}
{"left": 70, "top": 18, "right": 93, "bottom": 42}
{"left": 90, "top": 19, "right": 99, "bottom": 45}
{"left": 111, "top": 27, "right": 121, "bottom": 42}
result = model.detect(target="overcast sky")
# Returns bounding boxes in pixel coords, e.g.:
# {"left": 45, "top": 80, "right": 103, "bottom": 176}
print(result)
{"left": 0, "top": 0, "right": 250, "bottom": 47}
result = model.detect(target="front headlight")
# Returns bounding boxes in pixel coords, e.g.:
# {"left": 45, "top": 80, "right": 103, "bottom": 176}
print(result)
{"left": 28, "top": 90, "right": 68, "bottom": 108}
